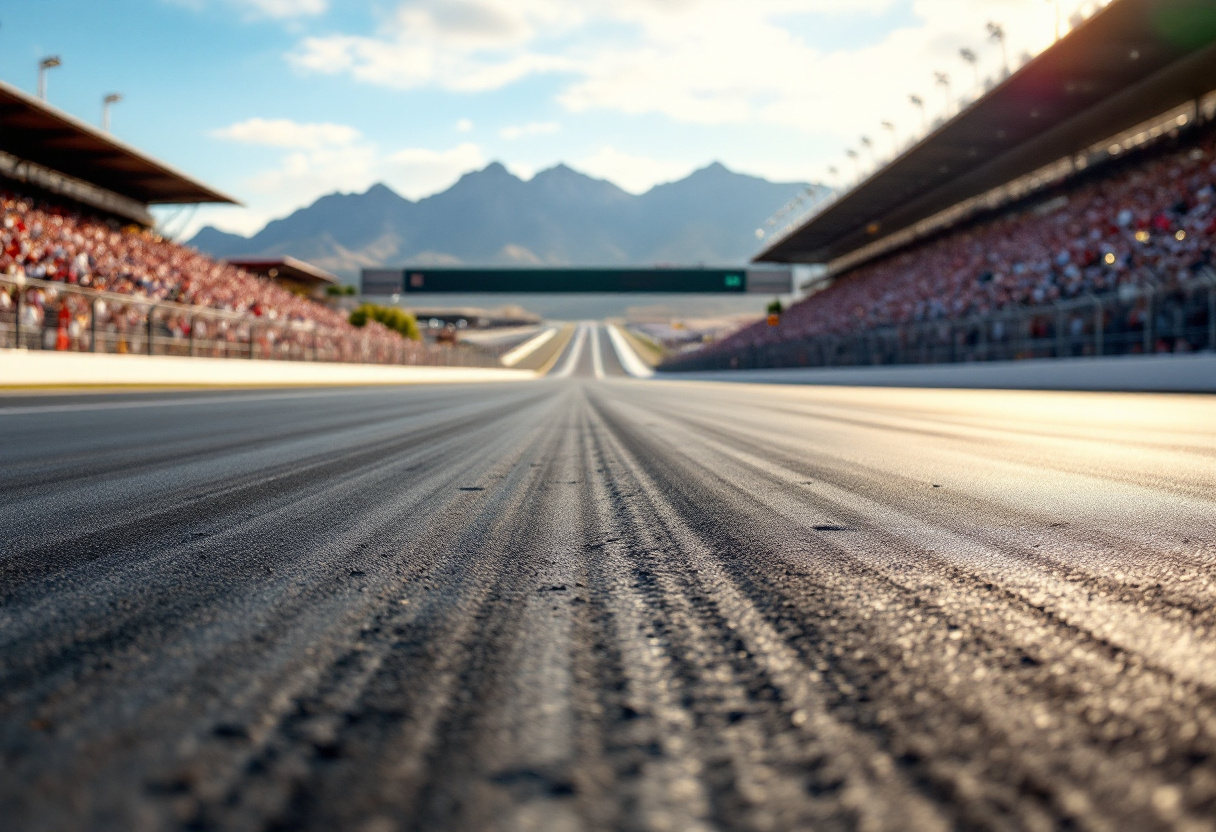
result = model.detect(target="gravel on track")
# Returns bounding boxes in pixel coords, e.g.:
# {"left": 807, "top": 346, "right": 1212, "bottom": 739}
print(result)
{"left": 4, "top": 327, "right": 1216, "bottom": 831}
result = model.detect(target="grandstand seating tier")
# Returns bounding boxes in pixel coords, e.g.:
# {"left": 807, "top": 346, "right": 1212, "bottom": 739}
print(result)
{"left": 688, "top": 122, "right": 1216, "bottom": 368}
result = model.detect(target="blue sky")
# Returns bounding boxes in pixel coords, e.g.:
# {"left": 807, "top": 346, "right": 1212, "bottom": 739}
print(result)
{"left": 1, "top": 0, "right": 1083, "bottom": 237}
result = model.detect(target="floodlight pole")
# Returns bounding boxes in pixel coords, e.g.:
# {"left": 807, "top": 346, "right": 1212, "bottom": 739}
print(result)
{"left": 37, "top": 56, "right": 61, "bottom": 101}
{"left": 845, "top": 148, "right": 861, "bottom": 181}
{"left": 910, "top": 94, "right": 927, "bottom": 133}
{"left": 881, "top": 120, "right": 898, "bottom": 155}
{"left": 860, "top": 135, "right": 876, "bottom": 165}
{"left": 987, "top": 22, "right": 1008, "bottom": 76}
{"left": 935, "top": 72, "right": 952, "bottom": 115}
{"left": 960, "top": 48, "right": 980, "bottom": 92}
{"left": 102, "top": 93, "right": 122, "bottom": 131}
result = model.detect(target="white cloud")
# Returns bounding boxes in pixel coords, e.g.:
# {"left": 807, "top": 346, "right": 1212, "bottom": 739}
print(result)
{"left": 211, "top": 117, "right": 361, "bottom": 149}
{"left": 185, "top": 0, "right": 1104, "bottom": 235}
{"left": 291, "top": 30, "right": 573, "bottom": 92}
{"left": 288, "top": 0, "right": 580, "bottom": 90}
{"left": 201, "top": 119, "right": 487, "bottom": 234}
{"left": 168, "top": 0, "right": 327, "bottom": 19}
{"left": 506, "top": 161, "right": 537, "bottom": 181}
{"left": 573, "top": 147, "right": 694, "bottom": 195}
{"left": 287, "top": 0, "right": 1092, "bottom": 181}
{"left": 498, "top": 121, "right": 560, "bottom": 140}
{"left": 384, "top": 142, "right": 487, "bottom": 199}
{"left": 559, "top": 0, "right": 1066, "bottom": 137}
{"left": 238, "top": 0, "right": 326, "bottom": 17}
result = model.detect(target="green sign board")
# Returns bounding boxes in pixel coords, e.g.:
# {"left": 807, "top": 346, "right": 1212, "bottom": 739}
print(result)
{"left": 362, "top": 267, "right": 752, "bottom": 294}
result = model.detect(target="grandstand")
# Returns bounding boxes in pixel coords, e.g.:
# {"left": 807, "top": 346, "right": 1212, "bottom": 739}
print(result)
{"left": 666, "top": 0, "right": 1216, "bottom": 371}
{"left": 0, "top": 79, "right": 471, "bottom": 367}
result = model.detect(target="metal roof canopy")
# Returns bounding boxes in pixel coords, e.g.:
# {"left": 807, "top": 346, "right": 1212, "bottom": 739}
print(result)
{"left": 757, "top": 0, "right": 1216, "bottom": 265}
{"left": 0, "top": 79, "right": 237, "bottom": 206}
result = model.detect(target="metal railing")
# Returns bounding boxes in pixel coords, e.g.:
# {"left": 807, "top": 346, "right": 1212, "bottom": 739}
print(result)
{"left": 0, "top": 274, "right": 501, "bottom": 368}
{"left": 663, "top": 271, "right": 1216, "bottom": 373}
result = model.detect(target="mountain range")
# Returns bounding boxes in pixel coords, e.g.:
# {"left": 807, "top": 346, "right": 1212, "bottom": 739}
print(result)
{"left": 188, "top": 162, "right": 816, "bottom": 281}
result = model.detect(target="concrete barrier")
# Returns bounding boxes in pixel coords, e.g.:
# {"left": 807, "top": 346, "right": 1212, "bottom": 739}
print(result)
{"left": 0, "top": 348, "right": 535, "bottom": 387}
{"left": 662, "top": 352, "right": 1216, "bottom": 392}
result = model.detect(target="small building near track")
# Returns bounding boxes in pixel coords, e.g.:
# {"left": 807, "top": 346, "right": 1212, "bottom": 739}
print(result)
{"left": 223, "top": 257, "right": 340, "bottom": 298}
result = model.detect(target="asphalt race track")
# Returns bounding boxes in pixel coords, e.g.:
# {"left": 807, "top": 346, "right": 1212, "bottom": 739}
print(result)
{"left": 4, "top": 325, "right": 1216, "bottom": 831}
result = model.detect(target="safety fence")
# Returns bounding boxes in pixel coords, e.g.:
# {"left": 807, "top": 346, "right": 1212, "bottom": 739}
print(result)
{"left": 663, "top": 271, "right": 1216, "bottom": 372}
{"left": 0, "top": 274, "right": 501, "bottom": 368}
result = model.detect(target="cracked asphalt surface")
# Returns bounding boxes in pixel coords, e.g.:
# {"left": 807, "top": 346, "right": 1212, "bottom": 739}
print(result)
{"left": 4, "top": 324, "right": 1216, "bottom": 831}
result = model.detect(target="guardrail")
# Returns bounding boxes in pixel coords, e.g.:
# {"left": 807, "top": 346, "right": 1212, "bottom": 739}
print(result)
{"left": 0, "top": 274, "right": 500, "bottom": 368}
{"left": 663, "top": 271, "right": 1216, "bottom": 372}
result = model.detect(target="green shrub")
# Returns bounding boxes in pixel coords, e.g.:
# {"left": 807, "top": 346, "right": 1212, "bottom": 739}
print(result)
{"left": 349, "top": 303, "right": 420, "bottom": 340}
{"left": 766, "top": 299, "right": 784, "bottom": 315}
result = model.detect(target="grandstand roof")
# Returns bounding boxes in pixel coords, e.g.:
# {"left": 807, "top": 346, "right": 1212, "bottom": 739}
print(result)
{"left": 757, "top": 0, "right": 1216, "bottom": 266}
{"left": 0, "top": 79, "right": 237, "bottom": 206}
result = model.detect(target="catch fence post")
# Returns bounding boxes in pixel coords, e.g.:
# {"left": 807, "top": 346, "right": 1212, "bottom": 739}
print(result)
{"left": 14, "top": 288, "right": 21, "bottom": 349}
{"left": 91, "top": 297, "right": 99, "bottom": 352}
{"left": 1203, "top": 272, "right": 1216, "bottom": 351}
{"left": 147, "top": 305, "right": 155, "bottom": 355}
{"left": 1209, "top": 286, "right": 1216, "bottom": 352}
{"left": 1055, "top": 305, "right": 1066, "bottom": 358}
{"left": 1092, "top": 295, "right": 1104, "bottom": 357}
{"left": 1143, "top": 288, "right": 1154, "bottom": 353}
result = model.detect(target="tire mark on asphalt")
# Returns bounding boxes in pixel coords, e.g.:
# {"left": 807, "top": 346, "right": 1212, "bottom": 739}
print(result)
{"left": 589, "top": 388, "right": 1216, "bottom": 830}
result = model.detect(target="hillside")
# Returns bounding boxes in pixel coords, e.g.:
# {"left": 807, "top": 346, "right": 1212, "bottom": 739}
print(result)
{"left": 189, "top": 162, "right": 818, "bottom": 281}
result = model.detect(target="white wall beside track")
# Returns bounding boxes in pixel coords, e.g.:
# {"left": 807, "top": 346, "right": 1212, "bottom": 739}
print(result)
{"left": 606, "top": 325, "right": 654, "bottom": 378}
{"left": 665, "top": 352, "right": 1216, "bottom": 392}
{"left": 0, "top": 349, "right": 535, "bottom": 387}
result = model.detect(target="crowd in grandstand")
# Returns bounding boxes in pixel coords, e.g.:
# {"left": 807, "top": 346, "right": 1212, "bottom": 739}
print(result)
{"left": 0, "top": 184, "right": 414, "bottom": 360}
{"left": 709, "top": 121, "right": 1216, "bottom": 357}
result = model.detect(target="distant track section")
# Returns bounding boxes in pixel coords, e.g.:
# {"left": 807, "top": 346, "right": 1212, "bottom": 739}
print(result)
{"left": 500, "top": 327, "right": 557, "bottom": 367}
